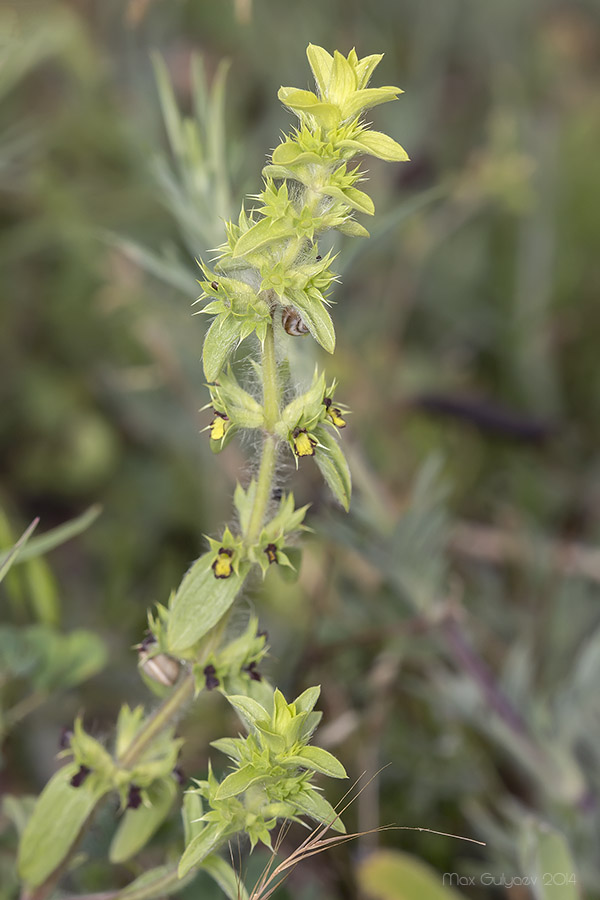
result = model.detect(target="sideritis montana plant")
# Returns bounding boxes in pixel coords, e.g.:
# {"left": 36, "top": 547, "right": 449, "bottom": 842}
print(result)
{"left": 16, "top": 44, "right": 407, "bottom": 900}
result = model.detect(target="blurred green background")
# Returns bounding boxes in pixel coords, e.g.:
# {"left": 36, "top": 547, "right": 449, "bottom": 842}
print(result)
{"left": 1, "top": 0, "right": 600, "bottom": 897}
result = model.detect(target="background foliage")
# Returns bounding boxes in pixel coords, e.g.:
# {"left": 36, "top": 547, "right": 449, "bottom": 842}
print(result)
{"left": 1, "top": 0, "right": 599, "bottom": 897}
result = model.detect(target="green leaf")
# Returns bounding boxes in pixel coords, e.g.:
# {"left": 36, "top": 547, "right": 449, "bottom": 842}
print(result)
{"left": 107, "top": 235, "right": 197, "bottom": 295}
{"left": 329, "top": 51, "right": 356, "bottom": 107}
{"left": 232, "top": 216, "right": 295, "bottom": 258}
{"left": 178, "top": 823, "right": 227, "bottom": 878}
{"left": 340, "top": 131, "right": 409, "bottom": 162}
{"left": 306, "top": 44, "right": 334, "bottom": 96}
{"left": 294, "top": 685, "right": 321, "bottom": 714}
{"left": 210, "top": 737, "right": 242, "bottom": 761}
{"left": 151, "top": 53, "right": 184, "bottom": 160}
{"left": 293, "top": 787, "right": 345, "bottom": 833}
{"left": 201, "top": 854, "right": 249, "bottom": 900}
{"left": 355, "top": 53, "right": 384, "bottom": 90}
{"left": 287, "top": 290, "right": 335, "bottom": 354}
{"left": 233, "top": 480, "right": 257, "bottom": 535}
{"left": 22, "top": 626, "right": 107, "bottom": 691}
{"left": 51, "top": 629, "right": 107, "bottom": 689}
{"left": 287, "top": 745, "right": 347, "bottom": 778}
{"left": 324, "top": 185, "right": 374, "bottom": 215}
{"left": 23, "top": 556, "right": 60, "bottom": 626}
{"left": 202, "top": 315, "right": 243, "bottom": 382}
{"left": 167, "top": 554, "right": 249, "bottom": 655}
{"left": 0, "top": 518, "right": 38, "bottom": 584}
{"left": 116, "top": 865, "right": 194, "bottom": 900}
{"left": 343, "top": 86, "right": 401, "bottom": 120}
{"left": 270, "top": 143, "right": 322, "bottom": 167}
{"left": 109, "top": 777, "right": 177, "bottom": 864}
{"left": 520, "top": 820, "right": 580, "bottom": 900}
{"left": 277, "top": 88, "right": 341, "bottom": 130}
{"left": 0, "top": 506, "right": 101, "bottom": 572}
{"left": 182, "top": 791, "right": 204, "bottom": 846}
{"left": 18, "top": 764, "right": 109, "bottom": 888}
{"left": 226, "top": 694, "right": 269, "bottom": 729}
{"left": 336, "top": 218, "right": 370, "bottom": 238}
{"left": 356, "top": 850, "right": 465, "bottom": 900}
{"left": 313, "top": 427, "right": 352, "bottom": 511}
{"left": 215, "top": 764, "right": 262, "bottom": 800}
{"left": 2, "top": 795, "right": 37, "bottom": 838}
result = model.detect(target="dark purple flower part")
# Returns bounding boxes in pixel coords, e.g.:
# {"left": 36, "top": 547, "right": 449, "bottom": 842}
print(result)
{"left": 70, "top": 765, "right": 91, "bottom": 788}
{"left": 138, "top": 633, "right": 157, "bottom": 652}
{"left": 173, "top": 766, "right": 187, "bottom": 786}
{"left": 204, "top": 664, "right": 220, "bottom": 690}
{"left": 59, "top": 726, "right": 74, "bottom": 750}
{"left": 265, "top": 543, "right": 278, "bottom": 565}
{"left": 257, "top": 630, "right": 269, "bottom": 641}
{"left": 127, "top": 784, "right": 143, "bottom": 809}
{"left": 244, "top": 661, "right": 262, "bottom": 682}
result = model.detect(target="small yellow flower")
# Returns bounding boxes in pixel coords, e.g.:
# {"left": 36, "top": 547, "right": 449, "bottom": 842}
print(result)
{"left": 323, "top": 397, "right": 346, "bottom": 428}
{"left": 210, "top": 411, "right": 229, "bottom": 442}
{"left": 292, "top": 427, "right": 317, "bottom": 457}
{"left": 212, "top": 547, "right": 233, "bottom": 579}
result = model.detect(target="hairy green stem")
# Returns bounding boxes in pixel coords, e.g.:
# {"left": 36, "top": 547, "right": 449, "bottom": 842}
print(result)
{"left": 245, "top": 322, "right": 280, "bottom": 543}
{"left": 118, "top": 671, "right": 195, "bottom": 767}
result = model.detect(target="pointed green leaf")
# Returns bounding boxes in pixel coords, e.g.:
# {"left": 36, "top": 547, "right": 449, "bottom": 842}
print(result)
{"left": 521, "top": 820, "right": 579, "bottom": 900}
{"left": 178, "top": 823, "right": 227, "bottom": 878}
{"left": 306, "top": 44, "right": 333, "bottom": 96}
{"left": 0, "top": 518, "right": 38, "bottom": 584}
{"left": 287, "top": 746, "right": 347, "bottom": 778}
{"left": 340, "top": 131, "right": 409, "bottom": 162}
{"left": 182, "top": 791, "right": 204, "bottom": 846}
{"left": 343, "top": 86, "right": 401, "bottom": 120}
{"left": 151, "top": 53, "right": 184, "bottom": 160}
{"left": 117, "top": 864, "right": 194, "bottom": 900}
{"left": 215, "top": 765, "right": 262, "bottom": 800}
{"left": 336, "top": 218, "right": 370, "bottom": 238}
{"left": 202, "top": 315, "right": 243, "bottom": 382}
{"left": 201, "top": 854, "right": 249, "bottom": 900}
{"left": 293, "top": 787, "right": 345, "bottom": 833}
{"left": 210, "top": 737, "right": 242, "bottom": 761}
{"left": 226, "top": 694, "right": 269, "bottom": 729}
{"left": 232, "top": 216, "right": 295, "bottom": 258}
{"left": 355, "top": 53, "right": 384, "bottom": 90}
{"left": 294, "top": 685, "right": 321, "bottom": 714}
{"left": 109, "top": 777, "right": 177, "bottom": 864}
{"left": 4, "top": 505, "right": 102, "bottom": 567}
{"left": 38, "top": 628, "right": 107, "bottom": 690}
{"left": 287, "top": 291, "right": 335, "bottom": 354}
{"left": 277, "top": 88, "right": 341, "bottom": 129}
{"left": 329, "top": 51, "right": 357, "bottom": 106}
{"left": 18, "top": 764, "right": 109, "bottom": 887}
{"left": 2, "top": 795, "right": 37, "bottom": 838}
{"left": 313, "top": 427, "right": 351, "bottom": 511}
{"left": 167, "top": 554, "right": 249, "bottom": 655}
{"left": 270, "top": 144, "right": 322, "bottom": 167}
{"left": 357, "top": 849, "right": 464, "bottom": 900}
{"left": 28, "top": 505, "right": 99, "bottom": 556}
{"left": 323, "top": 185, "right": 374, "bottom": 215}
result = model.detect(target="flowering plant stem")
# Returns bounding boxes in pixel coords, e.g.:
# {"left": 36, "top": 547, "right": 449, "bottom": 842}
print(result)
{"left": 245, "top": 324, "right": 280, "bottom": 543}
{"left": 16, "top": 44, "right": 408, "bottom": 900}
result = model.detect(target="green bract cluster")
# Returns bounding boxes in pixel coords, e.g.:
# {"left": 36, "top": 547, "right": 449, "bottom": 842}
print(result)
{"left": 18, "top": 712, "right": 184, "bottom": 884}
{"left": 199, "top": 44, "right": 407, "bottom": 368}
{"left": 179, "top": 687, "right": 346, "bottom": 877}
{"left": 16, "top": 45, "right": 405, "bottom": 900}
